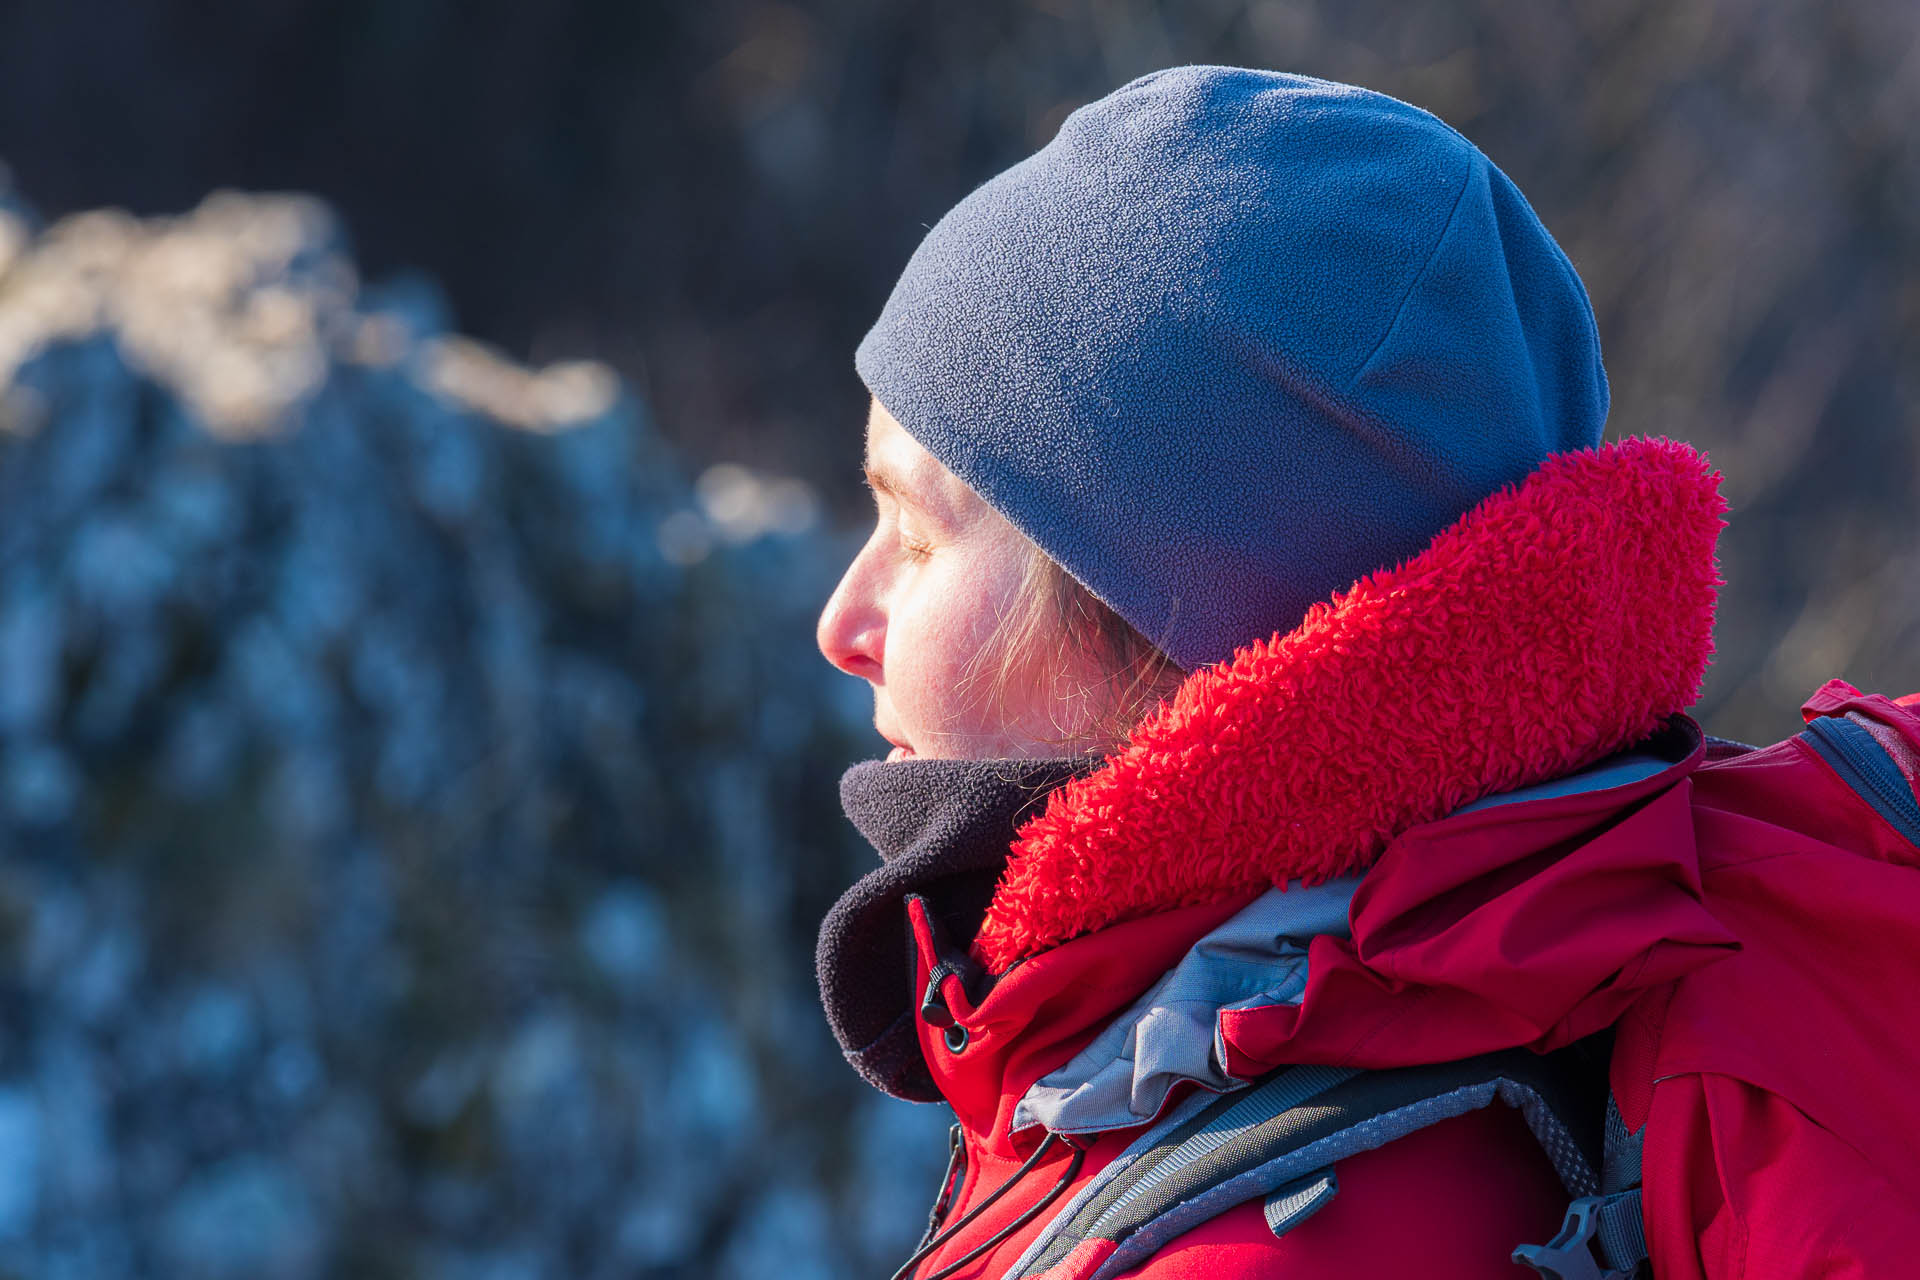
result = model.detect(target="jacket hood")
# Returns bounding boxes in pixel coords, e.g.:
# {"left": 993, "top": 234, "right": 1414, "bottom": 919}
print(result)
{"left": 1010, "top": 876, "right": 1363, "bottom": 1136}
{"left": 916, "top": 720, "right": 1739, "bottom": 1149}
{"left": 1009, "top": 736, "right": 1717, "bottom": 1139}
{"left": 974, "top": 435, "right": 1728, "bottom": 971}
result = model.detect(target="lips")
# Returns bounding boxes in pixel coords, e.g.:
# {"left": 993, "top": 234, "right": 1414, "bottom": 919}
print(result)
{"left": 876, "top": 710, "right": 914, "bottom": 761}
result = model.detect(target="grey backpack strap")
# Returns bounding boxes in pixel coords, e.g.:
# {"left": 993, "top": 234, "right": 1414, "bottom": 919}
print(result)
{"left": 1005, "top": 1049, "right": 1604, "bottom": 1280}
{"left": 1513, "top": 1094, "right": 1650, "bottom": 1280}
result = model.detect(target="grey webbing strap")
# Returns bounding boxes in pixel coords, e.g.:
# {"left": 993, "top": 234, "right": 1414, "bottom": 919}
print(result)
{"left": 1594, "top": 1190, "right": 1648, "bottom": 1275}
{"left": 1080, "top": 1062, "right": 1357, "bottom": 1238}
{"left": 1261, "top": 1169, "right": 1338, "bottom": 1238}
{"left": 1597, "top": 1095, "right": 1649, "bottom": 1274}
{"left": 1003, "top": 1059, "right": 1356, "bottom": 1280}
{"left": 1007, "top": 1049, "right": 1602, "bottom": 1280}
{"left": 1514, "top": 1095, "right": 1649, "bottom": 1280}
{"left": 1601, "top": 1094, "right": 1642, "bottom": 1194}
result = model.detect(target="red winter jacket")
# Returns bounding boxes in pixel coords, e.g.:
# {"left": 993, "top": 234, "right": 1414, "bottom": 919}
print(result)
{"left": 903, "top": 893, "right": 1575, "bottom": 1278}
{"left": 884, "top": 438, "right": 1911, "bottom": 1278}
{"left": 1623, "top": 680, "right": 1920, "bottom": 1279}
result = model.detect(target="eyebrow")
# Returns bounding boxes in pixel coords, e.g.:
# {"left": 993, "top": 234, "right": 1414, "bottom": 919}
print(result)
{"left": 862, "top": 462, "right": 906, "bottom": 499}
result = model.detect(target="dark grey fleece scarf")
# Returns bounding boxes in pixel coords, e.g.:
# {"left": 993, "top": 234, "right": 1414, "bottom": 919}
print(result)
{"left": 817, "top": 757, "right": 1087, "bottom": 1101}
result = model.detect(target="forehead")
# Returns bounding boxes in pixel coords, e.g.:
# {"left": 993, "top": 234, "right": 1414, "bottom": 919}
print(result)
{"left": 863, "top": 400, "right": 980, "bottom": 512}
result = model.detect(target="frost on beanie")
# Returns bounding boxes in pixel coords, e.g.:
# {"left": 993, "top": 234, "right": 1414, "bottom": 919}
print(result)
{"left": 856, "top": 66, "right": 1608, "bottom": 672}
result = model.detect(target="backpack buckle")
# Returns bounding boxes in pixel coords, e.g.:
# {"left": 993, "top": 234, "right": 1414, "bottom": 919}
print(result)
{"left": 1512, "top": 1196, "right": 1642, "bottom": 1280}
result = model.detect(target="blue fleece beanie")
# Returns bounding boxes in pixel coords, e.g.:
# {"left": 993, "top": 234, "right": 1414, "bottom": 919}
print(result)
{"left": 856, "top": 67, "right": 1607, "bottom": 672}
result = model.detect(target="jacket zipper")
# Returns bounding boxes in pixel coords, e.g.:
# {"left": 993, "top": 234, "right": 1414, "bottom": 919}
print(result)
{"left": 1802, "top": 715, "right": 1920, "bottom": 848}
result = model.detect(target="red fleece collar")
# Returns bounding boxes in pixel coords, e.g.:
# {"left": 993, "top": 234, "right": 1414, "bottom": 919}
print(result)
{"left": 973, "top": 437, "right": 1725, "bottom": 973}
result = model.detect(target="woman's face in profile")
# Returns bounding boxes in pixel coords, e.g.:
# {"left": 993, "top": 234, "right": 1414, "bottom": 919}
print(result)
{"left": 817, "top": 400, "right": 1090, "bottom": 760}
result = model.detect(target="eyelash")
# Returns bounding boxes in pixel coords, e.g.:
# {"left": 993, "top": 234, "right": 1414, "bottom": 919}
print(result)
{"left": 871, "top": 495, "right": 935, "bottom": 562}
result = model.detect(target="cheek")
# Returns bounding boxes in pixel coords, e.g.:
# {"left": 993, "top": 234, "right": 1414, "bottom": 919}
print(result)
{"left": 900, "top": 570, "right": 1007, "bottom": 685}
{"left": 882, "top": 547, "right": 1030, "bottom": 744}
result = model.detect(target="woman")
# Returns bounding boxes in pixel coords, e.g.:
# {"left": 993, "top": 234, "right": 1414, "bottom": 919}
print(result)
{"left": 814, "top": 67, "right": 1731, "bottom": 1278}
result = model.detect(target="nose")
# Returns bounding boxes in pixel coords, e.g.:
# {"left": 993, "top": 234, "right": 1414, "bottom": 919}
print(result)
{"left": 817, "top": 540, "right": 885, "bottom": 681}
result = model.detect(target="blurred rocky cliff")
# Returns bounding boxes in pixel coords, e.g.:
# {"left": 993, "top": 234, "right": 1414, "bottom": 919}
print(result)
{"left": 0, "top": 188, "right": 947, "bottom": 1279}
